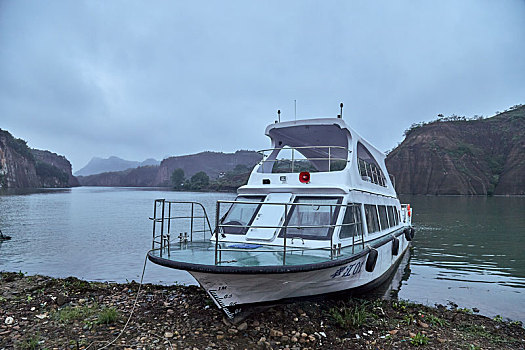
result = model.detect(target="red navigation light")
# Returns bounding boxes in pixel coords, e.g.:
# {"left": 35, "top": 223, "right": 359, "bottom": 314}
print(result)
{"left": 299, "top": 171, "right": 310, "bottom": 184}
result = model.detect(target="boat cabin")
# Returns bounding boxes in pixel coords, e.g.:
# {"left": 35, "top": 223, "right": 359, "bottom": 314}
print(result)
{"left": 217, "top": 118, "right": 406, "bottom": 251}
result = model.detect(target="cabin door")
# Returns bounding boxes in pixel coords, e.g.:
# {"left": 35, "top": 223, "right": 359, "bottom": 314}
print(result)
{"left": 245, "top": 193, "right": 293, "bottom": 241}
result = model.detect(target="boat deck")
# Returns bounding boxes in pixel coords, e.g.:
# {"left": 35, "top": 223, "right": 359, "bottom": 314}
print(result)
{"left": 149, "top": 241, "right": 370, "bottom": 268}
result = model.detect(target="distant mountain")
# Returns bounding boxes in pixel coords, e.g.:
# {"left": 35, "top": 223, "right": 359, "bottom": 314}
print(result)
{"left": 74, "top": 156, "right": 160, "bottom": 176}
{"left": 0, "top": 128, "right": 79, "bottom": 189}
{"left": 386, "top": 105, "right": 525, "bottom": 195}
{"left": 77, "top": 150, "right": 262, "bottom": 187}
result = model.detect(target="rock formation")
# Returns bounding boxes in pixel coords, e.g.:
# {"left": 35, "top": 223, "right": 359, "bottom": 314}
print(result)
{"left": 0, "top": 129, "right": 78, "bottom": 189}
{"left": 386, "top": 106, "right": 525, "bottom": 195}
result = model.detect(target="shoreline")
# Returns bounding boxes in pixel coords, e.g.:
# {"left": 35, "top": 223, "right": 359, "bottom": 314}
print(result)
{"left": 1, "top": 272, "right": 523, "bottom": 349}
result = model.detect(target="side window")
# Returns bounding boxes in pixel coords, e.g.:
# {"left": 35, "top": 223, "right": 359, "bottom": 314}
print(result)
{"left": 387, "top": 206, "right": 395, "bottom": 227}
{"left": 378, "top": 205, "right": 389, "bottom": 230}
{"left": 364, "top": 204, "right": 380, "bottom": 234}
{"left": 340, "top": 203, "right": 363, "bottom": 239}
{"left": 357, "top": 142, "right": 387, "bottom": 187}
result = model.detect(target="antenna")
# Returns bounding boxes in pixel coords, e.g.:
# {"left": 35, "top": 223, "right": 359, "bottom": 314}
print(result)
{"left": 340, "top": 102, "right": 343, "bottom": 119}
{"left": 294, "top": 100, "right": 297, "bottom": 122}
{"left": 277, "top": 109, "right": 281, "bottom": 123}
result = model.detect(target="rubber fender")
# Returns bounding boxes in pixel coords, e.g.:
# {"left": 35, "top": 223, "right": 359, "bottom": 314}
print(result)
{"left": 365, "top": 248, "right": 378, "bottom": 272}
{"left": 410, "top": 227, "right": 415, "bottom": 239}
{"left": 404, "top": 228, "right": 412, "bottom": 241}
{"left": 391, "top": 237, "right": 400, "bottom": 256}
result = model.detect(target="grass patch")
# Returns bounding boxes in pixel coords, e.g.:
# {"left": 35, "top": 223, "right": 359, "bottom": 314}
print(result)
{"left": 54, "top": 304, "right": 98, "bottom": 323}
{"left": 410, "top": 332, "right": 429, "bottom": 346}
{"left": 97, "top": 307, "right": 119, "bottom": 325}
{"left": 330, "top": 301, "right": 372, "bottom": 329}
{"left": 18, "top": 335, "right": 40, "bottom": 350}
{"left": 459, "top": 323, "right": 518, "bottom": 345}
{"left": 426, "top": 314, "right": 449, "bottom": 327}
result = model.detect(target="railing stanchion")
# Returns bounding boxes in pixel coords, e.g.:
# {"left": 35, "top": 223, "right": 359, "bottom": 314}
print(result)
{"left": 215, "top": 201, "right": 220, "bottom": 265}
{"left": 190, "top": 203, "right": 194, "bottom": 242}
{"left": 167, "top": 202, "right": 171, "bottom": 237}
{"left": 160, "top": 199, "right": 165, "bottom": 257}
{"left": 152, "top": 200, "right": 158, "bottom": 250}
{"left": 328, "top": 147, "right": 331, "bottom": 172}
{"left": 283, "top": 203, "right": 288, "bottom": 265}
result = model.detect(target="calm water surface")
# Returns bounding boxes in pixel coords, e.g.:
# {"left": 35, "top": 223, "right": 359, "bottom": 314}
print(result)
{"left": 0, "top": 188, "right": 523, "bottom": 322}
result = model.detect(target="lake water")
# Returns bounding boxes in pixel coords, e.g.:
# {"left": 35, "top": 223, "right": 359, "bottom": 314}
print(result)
{"left": 0, "top": 187, "right": 523, "bottom": 322}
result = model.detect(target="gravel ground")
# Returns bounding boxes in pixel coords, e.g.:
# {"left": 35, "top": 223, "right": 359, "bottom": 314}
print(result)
{"left": 1, "top": 272, "right": 524, "bottom": 349}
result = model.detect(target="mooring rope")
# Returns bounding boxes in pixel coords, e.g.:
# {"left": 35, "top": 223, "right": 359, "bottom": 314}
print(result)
{"left": 85, "top": 250, "right": 173, "bottom": 350}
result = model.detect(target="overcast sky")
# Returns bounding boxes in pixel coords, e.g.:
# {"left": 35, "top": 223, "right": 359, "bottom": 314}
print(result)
{"left": 1, "top": 1, "right": 524, "bottom": 171}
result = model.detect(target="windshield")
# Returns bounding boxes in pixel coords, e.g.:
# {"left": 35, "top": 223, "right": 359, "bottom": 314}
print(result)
{"left": 278, "top": 197, "right": 342, "bottom": 240}
{"left": 221, "top": 196, "right": 264, "bottom": 234}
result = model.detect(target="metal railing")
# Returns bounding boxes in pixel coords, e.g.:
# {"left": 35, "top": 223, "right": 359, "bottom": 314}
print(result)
{"left": 257, "top": 145, "right": 351, "bottom": 173}
{"left": 150, "top": 199, "right": 213, "bottom": 257}
{"left": 150, "top": 199, "right": 368, "bottom": 265}
{"left": 400, "top": 204, "right": 412, "bottom": 225}
{"left": 214, "top": 200, "right": 365, "bottom": 265}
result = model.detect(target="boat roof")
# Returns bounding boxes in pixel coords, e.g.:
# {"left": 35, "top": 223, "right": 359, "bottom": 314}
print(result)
{"left": 265, "top": 117, "right": 386, "bottom": 160}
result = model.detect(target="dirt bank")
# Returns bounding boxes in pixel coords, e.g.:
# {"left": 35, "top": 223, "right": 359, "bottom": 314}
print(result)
{"left": 1, "top": 272, "right": 524, "bottom": 349}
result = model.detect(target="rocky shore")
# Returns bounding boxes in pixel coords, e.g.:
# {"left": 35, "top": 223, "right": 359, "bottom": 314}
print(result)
{"left": 1, "top": 272, "right": 524, "bottom": 349}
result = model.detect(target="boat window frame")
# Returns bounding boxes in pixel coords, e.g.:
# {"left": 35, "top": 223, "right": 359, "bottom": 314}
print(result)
{"left": 386, "top": 206, "right": 395, "bottom": 227}
{"left": 278, "top": 196, "right": 343, "bottom": 241}
{"left": 220, "top": 195, "right": 265, "bottom": 235}
{"left": 339, "top": 203, "right": 364, "bottom": 240}
{"left": 364, "top": 204, "right": 380, "bottom": 234}
{"left": 377, "top": 205, "right": 389, "bottom": 231}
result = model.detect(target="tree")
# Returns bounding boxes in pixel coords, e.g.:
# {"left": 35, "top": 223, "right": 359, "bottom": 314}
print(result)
{"left": 190, "top": 171, "right": 210, "bottom": 190}
{"left": 170, "top": 168, "right": 185, "bottom": 189}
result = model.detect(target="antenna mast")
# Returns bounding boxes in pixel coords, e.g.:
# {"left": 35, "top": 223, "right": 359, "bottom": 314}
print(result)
{"left": 294, "top": 99, "right": 297, "bottom": 122}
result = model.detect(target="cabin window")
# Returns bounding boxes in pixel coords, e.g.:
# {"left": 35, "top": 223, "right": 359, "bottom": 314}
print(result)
{"left": 279, "top": 197, "right": 342, "bottom": 240}
{"left": 393, "top": 207, "right": 399, "bottom": 225}
{"left": 340, "top": 203, "right": 363, "bottom": 239}
{"left": 378, "top": 205, "right": 389, "bottom": 230}
{"left": 364, "top": 204, "right": 380, "bottom": 234}
{"left": 357, "top": 142, "right": 387, "bottom": 187}
{"left": 387, "top": 206, "right": 396, "bottom": 227}
{"left": 221, "top": 196, "right": 265, "bottom": 234}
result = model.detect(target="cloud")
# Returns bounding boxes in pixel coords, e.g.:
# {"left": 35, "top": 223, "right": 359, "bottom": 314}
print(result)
{"left": 0, "top": 0, "right": 524, "bottom": 170}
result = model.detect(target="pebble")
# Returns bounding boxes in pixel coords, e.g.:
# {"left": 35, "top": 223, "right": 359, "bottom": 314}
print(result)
{"left": 409, "top": 332, "right": 417, "bottom": 338}
{"left": 270, "top": 329, "right": 284, "bottom": 337}
{"left": 228, "top": 328, "right": 238, "bottom": 334}
{"left": 389, "top": 329, "right": 399, "bottom": 335}
{"left": 418, "top": 320, "right": 429, "bottom": 328}
{"left": 237, "top": 322, "right": 247, "bottom": 331}
{"left": 164, "top": 331, "right": 174, "bottom": 338}
{"left": 4, "top": 317, "right": 14, "bottom": 325}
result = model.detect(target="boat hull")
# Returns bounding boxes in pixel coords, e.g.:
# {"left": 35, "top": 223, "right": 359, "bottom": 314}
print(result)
{"left": 189, "top": 234, "right": 410, "bottom": 314}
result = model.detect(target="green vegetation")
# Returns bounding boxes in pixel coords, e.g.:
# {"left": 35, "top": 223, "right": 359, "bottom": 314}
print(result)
{"left": 97, "top": 307, "right": 118, "bottom": 324}
{"left": 18, "top": 334, "right": 41, "bottom": 350}
{"left": 0, "top": 129, "right": 34, "bottom": 161}
{"left": 54, "top": 304, "right": 98, "bottom": 323}
{"left": 426, "top": 314, "right": 449, "bottom": 327}
{"left": 35, "top": 161, "right": 69, "bottom": 184}
{"left": 189, "top": 171, "right": 210, "bottom": 190}
{"left": 329, "top": 301, "right": 372, "bottom": 329}
{"left": 170, "top": 168, "right": 185, "bottom": 189}
{"left": 171, "top": 164, "right": 253, "bottom": 192}
{"left": 458, "top": 323, "right": 520, "bottom": 345}
{"left": 410, "top": 332, "right": 429, "bottom": 346}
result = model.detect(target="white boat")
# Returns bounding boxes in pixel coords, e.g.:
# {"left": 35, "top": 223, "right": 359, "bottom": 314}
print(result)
{"left": 148, "top": 110, "right": 414, "bottom": 318}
